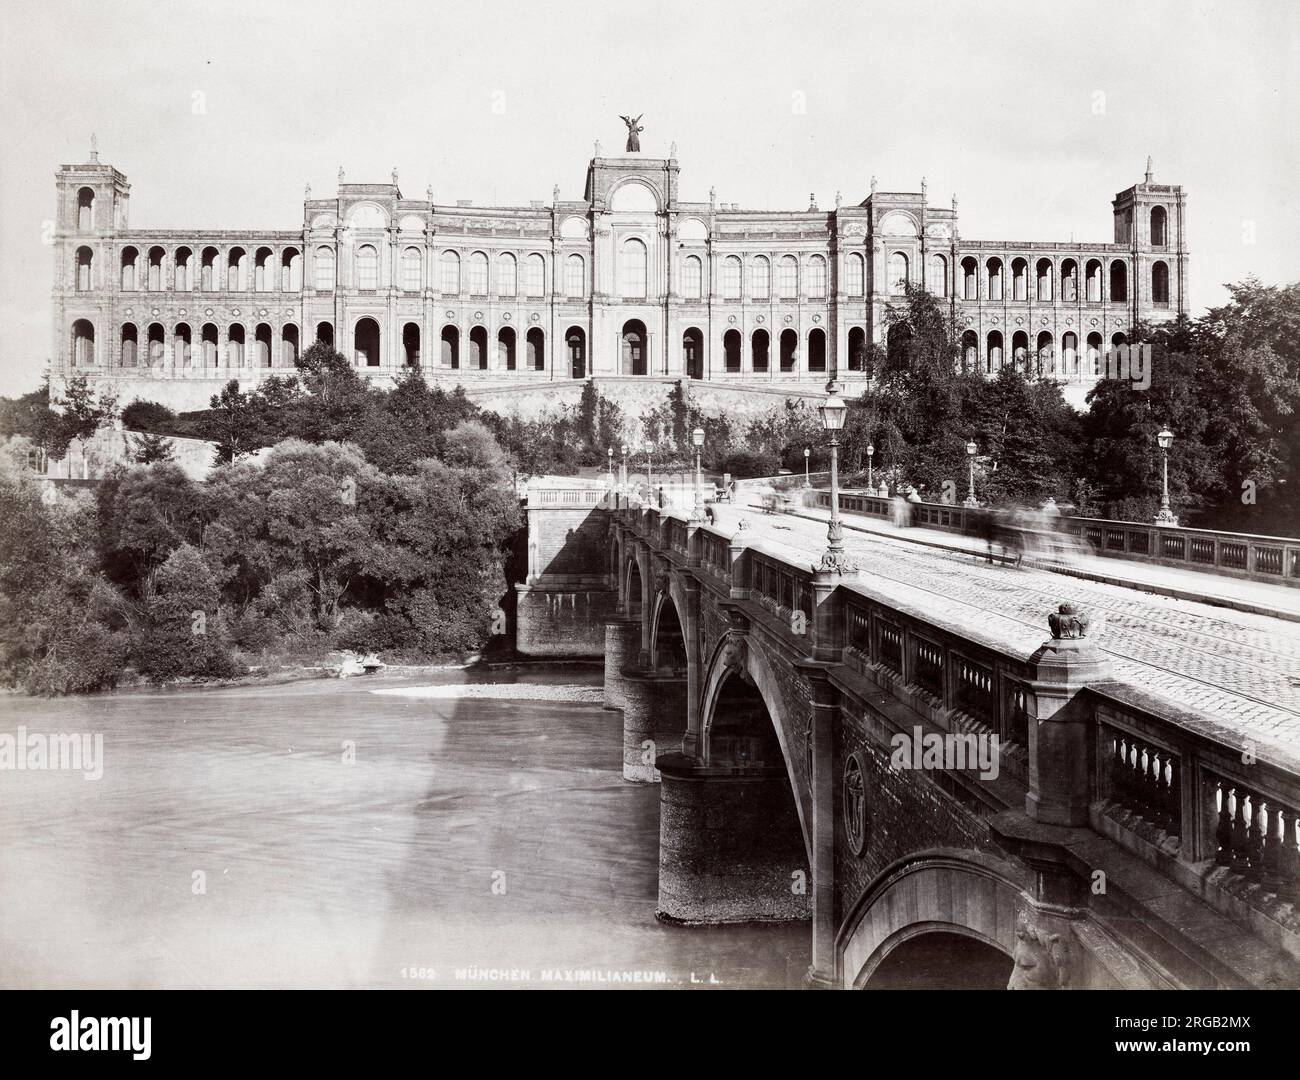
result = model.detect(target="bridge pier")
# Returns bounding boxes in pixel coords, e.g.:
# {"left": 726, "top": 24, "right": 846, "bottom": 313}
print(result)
{"left": 655, "top": 752, "right": 811, "bottom": 925}
{"left": 601, "top": 616, "right": 641, "bottom": 712}
{"left": 621, "top": 671, "right": 687, "bottom": 782}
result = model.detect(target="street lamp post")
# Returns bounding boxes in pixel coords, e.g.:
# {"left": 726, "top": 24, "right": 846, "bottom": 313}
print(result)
{"left": 643, "top": 440, "right": 655, "bottom": 505}
{"left": 1155, "top": 427, "right": 1178, "bottom": 527}
{"left": 803, "top": 446, "right": 811, "bottom": 488}
{"left": 607, "top": 447, "right": 614, "bottom": 486}
{"left": 818, "top": 383, "right": 854, "bottom": 574}
{"left": 867, "top": 442, "right": 875, "bottom": 492}
{"left": 619, "top": 443, "right": 628, "bottom": 494}
{"left": 691, "top": 427, "right": 705, "bottom": 523}
{"left": 963, "top": 440, "right": 979, "bottom": 508}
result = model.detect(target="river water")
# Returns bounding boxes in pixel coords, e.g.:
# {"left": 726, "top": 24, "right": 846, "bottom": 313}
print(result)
{"left": 0, "top": 667, "right": 808, "bottom": 989}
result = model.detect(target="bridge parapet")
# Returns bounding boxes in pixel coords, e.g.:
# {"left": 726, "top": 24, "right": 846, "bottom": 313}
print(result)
{"left": 811, "top": 489, "right": 1300, "bottom": 587}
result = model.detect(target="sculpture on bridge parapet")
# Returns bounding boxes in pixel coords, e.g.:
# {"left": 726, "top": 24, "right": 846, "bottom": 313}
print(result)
{"left": 1048, "top": 603, "right": 1090, "bottom": 640}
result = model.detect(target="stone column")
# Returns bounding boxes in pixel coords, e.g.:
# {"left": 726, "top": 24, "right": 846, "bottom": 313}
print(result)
{"left": 1025, "top": 603, "right": 1111, "bottom": 827}
{"left": 655, "top": 753, "right": 811, "bottom": 925}
{"left": 602, "top": 616, "right": 641, "bottom": 713}
{"left": 622, "top": 670, "right": 687, "bottom": 782}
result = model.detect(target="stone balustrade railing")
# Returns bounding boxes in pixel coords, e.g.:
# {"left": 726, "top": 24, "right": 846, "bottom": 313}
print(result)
{"left": 809, "top": 490, "right": 1300, "bottom": 587}
{"left": 610, "top": 495, "right": 1300, "bottom": 917}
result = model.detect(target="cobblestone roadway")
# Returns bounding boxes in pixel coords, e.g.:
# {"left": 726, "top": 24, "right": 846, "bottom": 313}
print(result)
{"left": 728, "top": 504, "right": 1300, "bottom": 767}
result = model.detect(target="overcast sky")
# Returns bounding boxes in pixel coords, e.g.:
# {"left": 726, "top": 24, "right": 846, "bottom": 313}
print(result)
{"left": 1, "top": 0, "right": 1296, "bottom": 397}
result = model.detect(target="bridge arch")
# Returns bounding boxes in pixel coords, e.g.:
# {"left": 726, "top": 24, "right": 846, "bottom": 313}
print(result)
{"left": 697, "top": 630, "right": 810, "bottom": 860}
{"left": 839, "top": 849, "right": 1022, "bottom": 989}
{"left": 648, "top": 579, "right": 688, "bottom": 675}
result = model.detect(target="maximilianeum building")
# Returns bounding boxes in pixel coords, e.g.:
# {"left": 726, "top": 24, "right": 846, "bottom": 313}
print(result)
{"left": 52, "top": 139, "right": 1188, "bottom": 413}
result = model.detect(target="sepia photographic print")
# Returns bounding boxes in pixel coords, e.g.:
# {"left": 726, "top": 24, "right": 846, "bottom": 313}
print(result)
{"left": 0, "top": 0, "right": 1298, "bottom": 1054}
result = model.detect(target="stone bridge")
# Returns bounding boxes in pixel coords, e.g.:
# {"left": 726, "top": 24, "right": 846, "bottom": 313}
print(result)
{"left": 515, "top": 481, "right": 1300, "bottom": 989}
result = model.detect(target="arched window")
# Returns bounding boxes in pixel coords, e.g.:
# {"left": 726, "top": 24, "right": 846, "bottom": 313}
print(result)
{"left": 497, "top": 253, "right": 517, "bottom": 297}
{"left": 1011, "top": 258, "right": 1028, "bottom": 302}
{"left": 356, "top": 245, "right": 378, "bottom": 290}
{"left": 441, "top": 325, "right": 459, "bottom": 368}
{"left": 469, "top": 325, "right": 488, "bottom": 370}
{"left": 1086, "top": 332, "right": 1103, "bottom": 375}
{"left": 227, "top": 324, "right": 245, "bottom": 367}
{"left": 201, "top": 247, "right": 218, "bottom": 291}
{"left": 71, "top": 319, "right": 95, "bottom": 367}
{"left": 526, "top": 327, "right": 545, "bottom": 370}
{"left": 227, "top": 248, "right": 246, "bottom": 291}
{"left": 751, "top": 255, "right": 770, "bottom": 300}
{"left": 77, "top": 188, "right": 95, "bottom": 231}
{"left": 524, "top": 253, "right": 545, "bottom": 298}
{"left": 255, "top": 323, "right": 272, "bottom": 368}
{"left": 174, "top": 323, "right": 193, "bottom": 368}
{"left": 354, "top": 317, "right": 380, "bottom": 367}
{"left": 1035, "top": 258, "right": 1053, "bottom": 302}
{"left": 808, "top": 255, "right": 827, "bottom": 299}
{"left": 201, "top": 323, "right": 219, "bottom": 367}
{"left": 723, "top": 328, "right": 741, "bottom": 373}
{"left": 147, "top": 247, "right": 165, "bottom": 292}
{"left": 721, "top": 256, "right": 741, "bottom": 300}
{"left": 314, "top": 247, "right": 335, "bottom": 292}
{"left": 1060, "top": 259, "right": 1077, "bottom": 303}
{"left": 961, "top": 330, "right": 978, "bottom": 369}
{"left": 1085, "top": 259, "right": 1102, "bottom": 302}
{"left": 497, "top": 327, "right": 515, "bottom": 371}
{"left": 565, "top": 253, "right": 585, "bottom": 298}
{"left": 623, "top": 320, "right": 647, "bottom": 375}
{"left": 808, "top": 328, "right": 826, "bottom": 372}
{"left": 120, "top": 247, "right": 138, "bottom": 290}
{"left": 175, "top": 247, "right": 192, "bottom": 291}
{"left": 1036, "top": 331, "right": 1053, "bottom": 374}
{"left": 401, "top": 323, "right": 419, "bottom": 367}
{"left": 987, "top": 258, "right": 1003, "bottom": 301}
{"left": 779, "top": 329, "right": 798, "bottom": 372}
{"left": 930, "top": 254, "right": 948, "bottom": 297}
{"left": 468, "top": 251, "right": 489, "bottom": 296}
{"left": 682, "top": 328, "right": 704, "bottom": 380}
{"left": 1152, "top": 261, "right": 1170, "bottom": 306}
{"left": 254, "top": 247, "right": 272, "bottom": 291}
{"left": 1011, "top": 330, "right": 1029, "bottom": 370}
{"left": 888, "top": 252, "right": 908, "bottom": 296}
{"left": 846, "top": 253, "right": 865, "bottom": 297}
{"left": 566, "top": 327, "right": 586, "bottom": 378}
{"left": 1062, "top": 332, "right": 1078, "bottom": 374}
{"left": 986, "top": 330, "right": 1003, "bottom": 373}
{"left": 282, "top": 324, "right": 300, "bottom": 367}
{"left": 1110, "top": 260, "right": 1128, "bottom": 302}
{"left": 779, "top": 255, "right": 799, "bottom": 299}
{"left": 401, "top": 247, "right": 421, "bottom": 291}
{"left": 440, "top": 251, "right": 461, "bottom": 294}
{"left": 848, "top": 326, "right": 867, "bottom": 371}
{"left": 1151, "top": 206, "right": 1167, "bottom": 247}
{"left": 961, "top": 257, "right": 978, "bottom": 300}
{"left": 315, "top": 322, "right": 334, "bottom": 348}
{"left": 75, "top": 247, "right": 93, "bottom": 291}
{"left": 281, "top": 248, "right": 301, "bottom": 292}
{"left": 752, "top": 329, "right": 769, "bottom": 373}
{"left": 147, "top": 322, "right": 165, "bottom": 367}
{"left": 120, "top": 324, "right": 138, "bottom": 366}
{"left": 682, "top": 255, "right": 702, "bottom": 300}
{"left": 620, "top": 239, "right": 647, "bottom": 298}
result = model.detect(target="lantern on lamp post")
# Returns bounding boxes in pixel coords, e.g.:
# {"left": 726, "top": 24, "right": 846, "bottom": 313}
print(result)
{"left": 867, "top": 442, "right": 875, "bottom": 491}
{"left": 963, "top": 440, "right": 979, "bottom": 508}
{"left": 607, "top": 447, "right": 614, "bottom": 485}
{"left": 818, "top": 382, "right": 854, "bottom": 574}
{"left": 1154, "top": 428, "right": 1178, "bottom": 526}
{"left": 690, "top": 427, "right": 705, "bottom": 523}
{"left": 803, "top": 446, "right": 811, "bottom": 488}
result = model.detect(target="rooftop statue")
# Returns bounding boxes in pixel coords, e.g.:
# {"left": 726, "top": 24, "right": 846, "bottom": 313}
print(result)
{"left": 619, "top": 114, "right": 643, "bottom": 153}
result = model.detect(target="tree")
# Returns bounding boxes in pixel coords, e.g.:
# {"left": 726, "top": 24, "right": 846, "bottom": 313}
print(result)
{"left": 207, "top": 380, "right": 263, "bottom": 465}
{"left": 132, "top": 543, "right": 241, "bottom": 682}
{"left": 130, "top": 432, "right": 176, "bottom": 464}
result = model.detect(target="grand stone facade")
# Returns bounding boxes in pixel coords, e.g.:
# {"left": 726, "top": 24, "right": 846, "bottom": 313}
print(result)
{"left": 52, "top": 140, "right": 1188, "bottom": 412}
